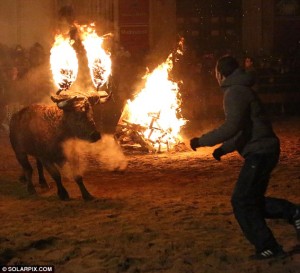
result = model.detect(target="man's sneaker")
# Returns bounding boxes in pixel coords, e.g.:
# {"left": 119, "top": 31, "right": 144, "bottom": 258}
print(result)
{"left": 292, "top": 208, "right": 300, "bottom": 240}
{"left": 250, "top": 247, "right": 288, "bottom": 260}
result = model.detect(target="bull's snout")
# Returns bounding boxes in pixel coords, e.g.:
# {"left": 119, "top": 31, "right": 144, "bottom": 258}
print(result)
{"left": 89, "top": 131, "right": 101, "bottom": 142}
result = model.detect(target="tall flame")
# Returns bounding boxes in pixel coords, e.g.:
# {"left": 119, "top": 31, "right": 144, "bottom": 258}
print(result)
{"left": 79, "top": 23, "right": 112, "bottom": 89}
{"left": 121, "top": 53, "right": 186, "bottom": 151}
{"left": 50, "top": 34, "right": 78, "bottom": 90}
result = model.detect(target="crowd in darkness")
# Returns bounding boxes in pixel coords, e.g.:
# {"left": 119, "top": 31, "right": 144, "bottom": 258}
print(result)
{"left": 0, "top": 42, "right": 47, "bottom": 130}
{"left": 175, "top": 42, "right": 300, "bottom": 119}
{"left": 0, "top": 42, "right": 46, "bottom": 81}
{"left": 1, "top": 36, "right": 300, "bottom": 131}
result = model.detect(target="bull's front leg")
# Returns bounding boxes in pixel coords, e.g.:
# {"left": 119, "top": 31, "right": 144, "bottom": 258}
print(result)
{"left": 74, "top": 175, "right": 94, "bottom": 201}
{"left": 36, "top": 158, "right": 50, "bottom": 188}
{"left": 42, "top": 160, "right": 69, "bottom": 200}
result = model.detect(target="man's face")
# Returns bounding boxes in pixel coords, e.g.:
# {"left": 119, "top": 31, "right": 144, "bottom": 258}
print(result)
{"left": 244, "top": 58, "right": 253, "bottom": 69}
{"left": 215, "top": 67, "right": 223, "bottom": 86}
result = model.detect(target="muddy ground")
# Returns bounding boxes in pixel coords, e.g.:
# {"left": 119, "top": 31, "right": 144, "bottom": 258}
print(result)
{"left": 0, "top": 116, "right": 299, "bottom": 273}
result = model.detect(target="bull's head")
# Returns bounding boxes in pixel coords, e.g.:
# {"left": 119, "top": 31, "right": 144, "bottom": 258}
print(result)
{"left": 51, "top": 92, "right": 110, "bottom": 143}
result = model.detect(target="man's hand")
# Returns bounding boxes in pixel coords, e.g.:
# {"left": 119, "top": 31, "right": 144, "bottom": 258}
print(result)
{"left": 212, "top": 147, "right": 225, "bottom": 161}
{"left": 190, "top": 137, "right": 200, "bottom": 151}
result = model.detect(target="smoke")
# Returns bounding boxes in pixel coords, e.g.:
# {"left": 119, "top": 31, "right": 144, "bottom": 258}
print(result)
{"left": 62, "top": 134, "right": 128, "bottom": 178}
{"left": 8, "top": 62, "right": 55, "bottom": 106}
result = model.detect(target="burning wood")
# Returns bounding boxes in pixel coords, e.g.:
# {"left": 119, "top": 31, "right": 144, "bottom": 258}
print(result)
{"left": 115, "top": 51, "right": 188, "bottom": 154}
{"left": 115, "top": 40, "right": 187, "bottom": 153}
{"left": 116, "top": 119, "right": 156, "bottom": 153}
{"left": 116, "top": 115, "right": 187, "bottom": 153}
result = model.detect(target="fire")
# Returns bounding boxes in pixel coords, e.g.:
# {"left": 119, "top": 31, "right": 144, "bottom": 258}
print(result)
{"left": 78, "top": 23, "right": 112, "bottom": 89}
{"left": 50, "top": 34, "right": 78, "bottom": 91}
{"left": 119, "top": 53, "right": 186, "bottom": 152}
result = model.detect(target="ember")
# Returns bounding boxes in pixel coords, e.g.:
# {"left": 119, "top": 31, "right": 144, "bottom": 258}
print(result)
{"left": 116, "top": 52, "right": 187, "bottom": 153}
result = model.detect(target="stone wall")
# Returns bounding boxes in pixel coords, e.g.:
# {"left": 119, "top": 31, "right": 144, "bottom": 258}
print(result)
{"left": 0, "top": 0, "right": 55, "bottom": 50}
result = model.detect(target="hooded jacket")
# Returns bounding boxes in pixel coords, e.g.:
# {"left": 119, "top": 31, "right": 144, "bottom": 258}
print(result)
{"left": 197, "top": 68, "right": 279, "bottom": 157}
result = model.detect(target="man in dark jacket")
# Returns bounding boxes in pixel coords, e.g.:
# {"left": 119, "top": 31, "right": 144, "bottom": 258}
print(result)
{"left": 190, "top": 55, "right": 300, "bottom": 259}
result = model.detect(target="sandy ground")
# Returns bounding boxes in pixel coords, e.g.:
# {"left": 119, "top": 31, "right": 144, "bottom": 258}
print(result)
{"left": 0, "top": 116, "right": 300, "bottom": 273}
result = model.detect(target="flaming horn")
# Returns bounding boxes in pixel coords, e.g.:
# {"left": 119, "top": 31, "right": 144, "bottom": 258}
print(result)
{"left": 79, "top": 24, "right": 113, "bottom": 99}
{"left": 50, "top": 34, "right": 78, "bottom": 95}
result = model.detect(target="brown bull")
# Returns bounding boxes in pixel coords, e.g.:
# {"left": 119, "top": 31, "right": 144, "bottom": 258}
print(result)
{"left": 9, "top": 91, "right": 110, "bottom": 200}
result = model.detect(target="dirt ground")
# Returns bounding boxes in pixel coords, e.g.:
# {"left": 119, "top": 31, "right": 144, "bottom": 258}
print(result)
{"left": 0, "top": 116, "right": 299, "bottom": 273}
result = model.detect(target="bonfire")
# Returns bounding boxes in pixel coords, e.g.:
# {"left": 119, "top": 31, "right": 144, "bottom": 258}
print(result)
{"left": 116, "top": 51, "right": 187, "bottom": 153}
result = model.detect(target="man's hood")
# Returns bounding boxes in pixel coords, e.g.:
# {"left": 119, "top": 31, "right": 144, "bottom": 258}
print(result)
{"left": 220, "top": 68, "right": 256, "bottom": 89}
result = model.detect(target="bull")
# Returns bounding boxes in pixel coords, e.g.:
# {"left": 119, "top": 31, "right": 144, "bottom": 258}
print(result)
{"left": 9, "top": 91, "right": 110, "bottom": 200}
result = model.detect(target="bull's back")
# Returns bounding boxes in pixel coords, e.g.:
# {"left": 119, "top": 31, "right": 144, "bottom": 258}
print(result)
{"left": 9, "top": 104, "right": 62, "bottom": 159}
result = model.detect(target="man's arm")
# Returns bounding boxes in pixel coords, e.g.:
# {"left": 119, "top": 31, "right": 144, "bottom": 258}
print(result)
{"left": 196, "top": 88, "right": 250, "bottom": 147}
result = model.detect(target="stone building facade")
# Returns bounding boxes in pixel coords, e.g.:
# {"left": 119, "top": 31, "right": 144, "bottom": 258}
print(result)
{"left": 0, "top": 0, "right": 298, "bottom": 58}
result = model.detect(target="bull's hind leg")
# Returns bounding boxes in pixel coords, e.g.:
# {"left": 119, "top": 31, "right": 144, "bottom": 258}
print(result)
{"left": 19, "top": 173, "right": 26, "bottom": 184}
{"left": 36, "top": 159, "right": 49, "bottom": 188}
{"left": 15, "top": 153, "right": 36, "bottom": 194}
{"left": 74, "top": 175, "right": 94, "bottom": 201}
{"left": 42, "top": 161, "right": 69, "bottom": 200}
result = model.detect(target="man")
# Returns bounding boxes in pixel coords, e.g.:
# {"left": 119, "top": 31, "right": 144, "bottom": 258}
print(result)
{"left": 190, "top": 55, "right": 300, "bottom": 260}
{"left": 244, "top": 56, "right": 257, "bottom": 84}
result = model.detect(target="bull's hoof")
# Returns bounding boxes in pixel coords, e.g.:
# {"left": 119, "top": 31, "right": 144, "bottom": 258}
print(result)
{"left": 39, "top": 179, "right": 50, "bottom": 189}
{"left": 27, "top": 184, "right": 37, "bottom": 195}
{"left": 58, "top": 189, "right": 70, "bottom": 201}
{"left": 19, "top": 175, "right": 26, "bottom": 184}
{"left": 58, "top": 194, "right": 70, "bottom": 201}
{"left": 83, "top": 194, "right": 95, "bottom": 201}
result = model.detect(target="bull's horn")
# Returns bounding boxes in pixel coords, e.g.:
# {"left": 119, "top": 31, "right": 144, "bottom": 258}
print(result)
{"left": 87, "top": 91, "right": 101, "bottom": 106}
{"left": 87, "top": 90, "right": 112, "bottom": 105}
{"left": 99, "top": 90, "right": 113, "bottom": 103}
{"left": 52, "top": 96, "right": 77, "bottom": 109}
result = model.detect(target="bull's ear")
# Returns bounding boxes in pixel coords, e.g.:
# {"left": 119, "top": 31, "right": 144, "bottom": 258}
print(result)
{"left": 50, "top": 94, "right": 69, "bottom": 103}
{"left": 98, "top": 90, "right": 112, "bottom": 103}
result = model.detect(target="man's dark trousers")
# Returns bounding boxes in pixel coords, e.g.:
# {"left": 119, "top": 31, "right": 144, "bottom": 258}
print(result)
{"left": 231, "top": 152, "right": 296, "bottom": 252}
